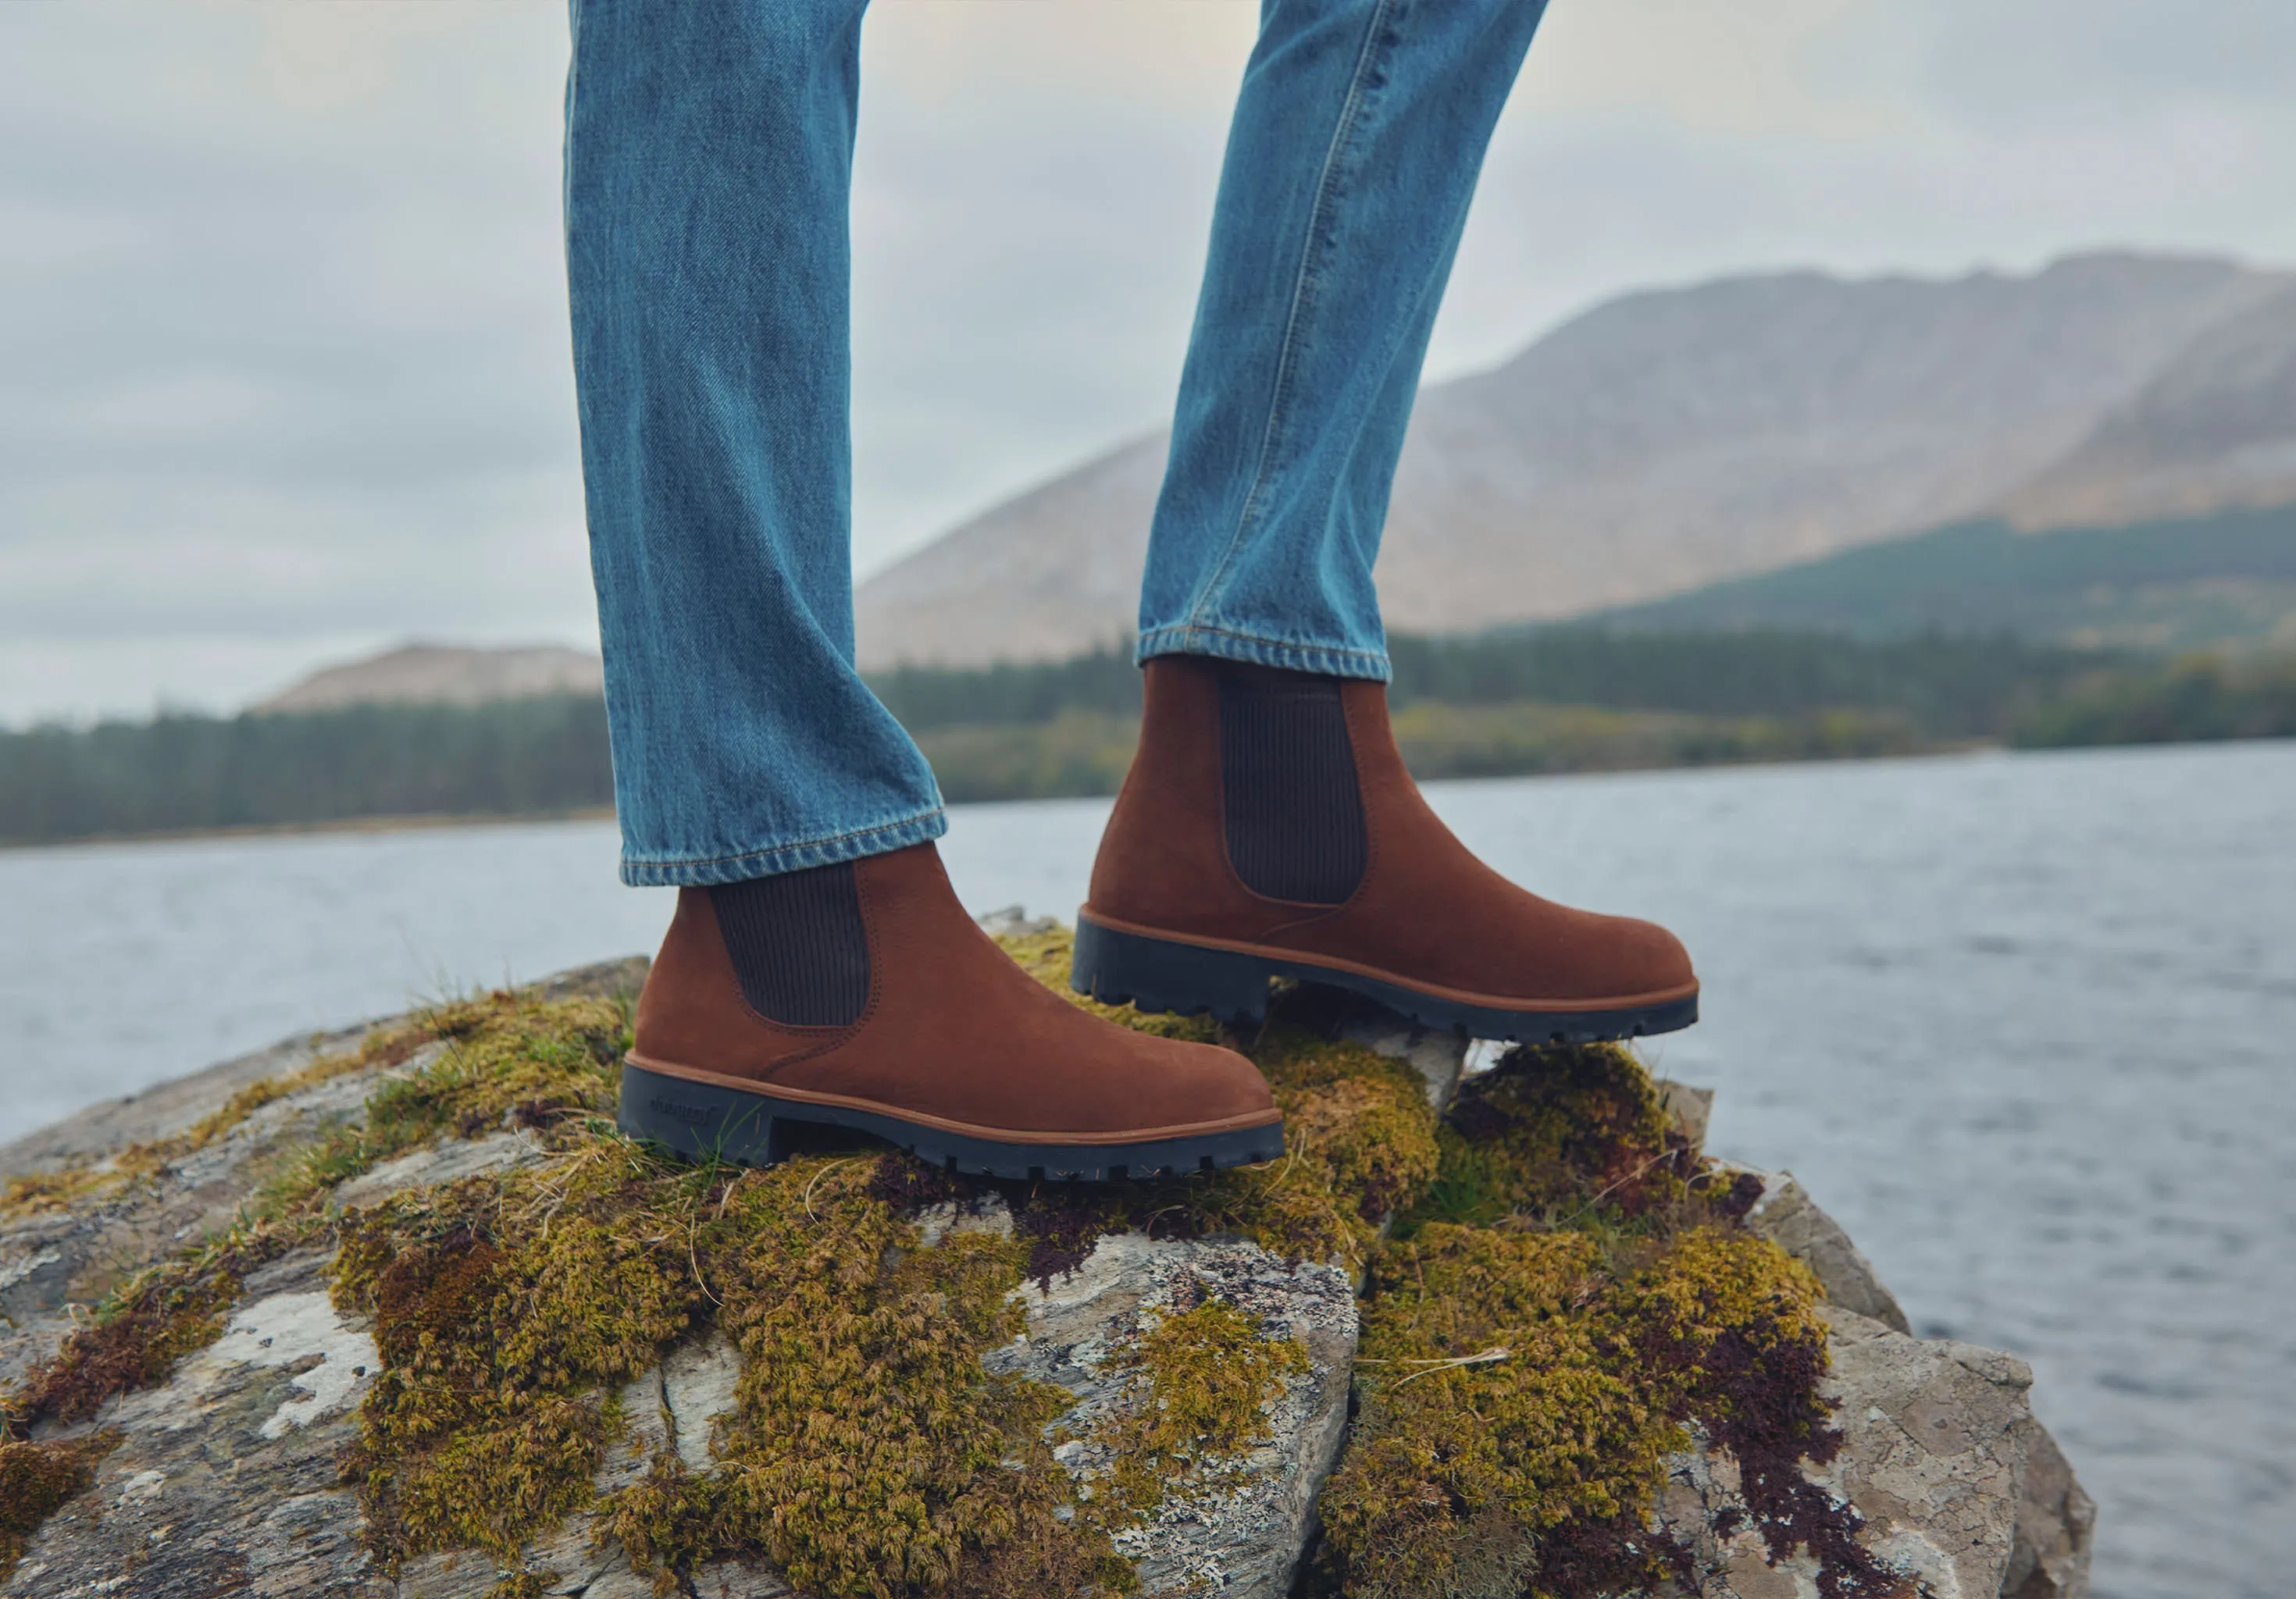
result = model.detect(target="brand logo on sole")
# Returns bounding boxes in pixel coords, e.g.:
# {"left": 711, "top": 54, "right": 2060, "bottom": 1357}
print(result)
{"left": 649, "top": 1095, "right": 726, "bottom": 1125}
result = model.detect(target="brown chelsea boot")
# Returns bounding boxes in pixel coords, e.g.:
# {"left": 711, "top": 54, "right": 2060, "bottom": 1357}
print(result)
{"left": 618, "top": 840, "right": 1284, "bottom": 1180}
{"left": 1073, "top": 656, "right": 1699, "bottom": 1043}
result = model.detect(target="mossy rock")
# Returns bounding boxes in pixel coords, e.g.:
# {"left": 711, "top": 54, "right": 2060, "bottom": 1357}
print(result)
{"left": 0, "top": 938, "right": 2083, "bottom": 1599}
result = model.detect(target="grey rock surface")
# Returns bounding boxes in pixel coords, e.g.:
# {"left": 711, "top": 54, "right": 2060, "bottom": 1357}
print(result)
{"left": 657, "top": 1333, "right": 743, "bottom": 1475}
{"left": 1742, "top": 1169, "right": 1913, "bottom": 1335}
{"left": 989, "top": 1226, "right": 1360, "bottom": 1599}
{"left": 1656, "top": 1078, "right": 1715, "bottom": 1153}
{"left": 0, "top": 1049, "right": 422, "bottom": 1394}
{"left": 1357, "top": 1017, "right": 1469, "bottom": 1109}
{"left": 330, "top": 1129, "right": 545, "bottom": 1210}
{"left": 1713, "top": 1188, "right": 2092, "bottom": 1599}
{"left": 2003, "top": 1418, "right": 2098, "bottom": 1599}
{"left": 0, "top": 1027, "right": 367, "bottom": 1184}
{"left": 1656, "top": 1308, "right": 2040, "bottom": 1599}
{"left": 5, "top": 1246, "right": 390, "bottom": 1599}
{"left": 983, "top": 1007, "right": 1463, "bottom": 1599}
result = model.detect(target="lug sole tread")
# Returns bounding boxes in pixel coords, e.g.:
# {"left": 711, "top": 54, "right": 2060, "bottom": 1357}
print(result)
{"left": 619, "top": 1062, "right": 1282, "bottom": 1181}
{"left": 1072, "top": 914, "right": 1698, "bottom": 1046}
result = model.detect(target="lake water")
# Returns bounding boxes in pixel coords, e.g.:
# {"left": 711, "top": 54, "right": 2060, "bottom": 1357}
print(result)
{"left": 4, "top": 741, "right": 2291, "bottom": 1599}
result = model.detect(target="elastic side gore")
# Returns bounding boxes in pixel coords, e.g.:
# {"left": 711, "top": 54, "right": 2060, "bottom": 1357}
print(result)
{"left": 1217, "top": 665, "right": 1367, "bottom": 905}
{"left": 707, "top": 861, "right": 870, "bottom": 1027}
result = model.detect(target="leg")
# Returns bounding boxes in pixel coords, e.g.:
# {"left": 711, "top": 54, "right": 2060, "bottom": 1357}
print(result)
{"left": 1137, "top": 0, "right": 1546, "bottom": 680}
{"left": 566, "top": 0, "right": 1280, "bottom": 1177}
{"left": 1084, "top": 0, "right": 1699, "bottom": 1043}
{"left": 567, "top": 0, "right": 938, "bottom": 886}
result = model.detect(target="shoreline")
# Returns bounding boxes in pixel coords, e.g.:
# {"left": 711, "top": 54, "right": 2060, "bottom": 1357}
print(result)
{"left": 0, "top": 805, "right": 618, "bottom": 856}
{"left": 11, "top": 730, "right": 2293, "bottom": 855}
{"left": 0, "top": 743, "right": 2000, "bottom": 855}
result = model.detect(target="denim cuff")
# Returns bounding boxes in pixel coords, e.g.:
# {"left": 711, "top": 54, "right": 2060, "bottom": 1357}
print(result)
{"left": 1136, "top": 622, "right": 1391, "bottom": 682}
{"left": 619, "top": 804, "right": 948, "bottom": 887}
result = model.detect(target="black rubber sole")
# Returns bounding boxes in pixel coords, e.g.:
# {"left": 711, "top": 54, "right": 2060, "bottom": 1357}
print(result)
{"left": 618, "top": 1062, "right": 1284, "bottom": 1182}
{"left": 1071, "top": 913, "right": 1699, "bottom": 1045}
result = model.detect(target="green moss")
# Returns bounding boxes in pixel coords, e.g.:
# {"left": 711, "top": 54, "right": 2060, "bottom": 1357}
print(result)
{"left": 333, "top": 1138, "right": 1131, "bottom": 1594}
{"left": 0, "top": 1163, "right": 121, "bottom": 1220}
{"left": 319, "top": 955, "right": 1355, "bottom": 1596}
{"left": 0, "top": 1435, "right": 116, "bottom": 1577}
{"left": 1064, "top": 1017, "right": 1446, "bottom": 1272}
{"left": 890, "top": 936, "right": 1447, "bottom": 1274}
{"left": 118, "top": 1019, "right": 437, "bottom": 1189}
{"left": 253, "top": 1125, "right": 379, "bottom": 1216}
{"left": 1076, "top": 1291, "right": 1310, "bottom": 1527}
{"left": 168, "top": 1022, "right": 428, "bottom": 1151}
{"left": 1317, "top": 1224, "right": 1834, "bottom": 1597}
{"left": 1311, "top": 1042, "right": 1893, "bottom": 1599}
{"left": 363, "top": 992, "right": 628, "bottom": 1147}
{"left": 1264, "top": 1032, "right": 1445, "bottom": 1227}
{"left": 1413, "top": 1041, "right": 1682, "bottom": 1230}
{"left": 273, "top": 992, "right": 630, "bottom": 1216}
{"left": 619, "top": 1159, "right": 1110, "bottom": 1596}
{"left": 333, "top": 1140, "right": 700, "bottom": 1567}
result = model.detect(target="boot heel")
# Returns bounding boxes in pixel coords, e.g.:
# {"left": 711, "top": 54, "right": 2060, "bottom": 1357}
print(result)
{"left": 1071, "top": 915, "right": 1271, "bottom": 1024}
{"left": 619, "top": 1063, "right": 790, "bottom": 1166}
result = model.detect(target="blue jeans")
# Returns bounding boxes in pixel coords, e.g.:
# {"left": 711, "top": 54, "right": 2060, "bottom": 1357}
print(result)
{"left": 567, "top": 0, "right": 1545, "bottom": 886}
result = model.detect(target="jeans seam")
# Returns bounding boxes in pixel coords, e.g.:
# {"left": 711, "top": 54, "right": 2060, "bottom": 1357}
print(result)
{"left": 1179, "top": 0, "right": 1399, "bottom": 636}
{"left": 622, "top": 803, "right": 945, "bottom": 874}
{"left": 1139, "top": 622, "right": 1390, "bottom": 678}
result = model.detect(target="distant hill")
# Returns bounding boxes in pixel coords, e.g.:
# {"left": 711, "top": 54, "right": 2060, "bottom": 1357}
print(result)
{"left": 2004, "top": 283, "right": 2296, "bottom": 529}
{"left": 256, "top": 643, "right": 604, "bottom": 714}
{"left": 1586, "top": 503, "right": 2296, "bottom": 652}
{"left": 855, "top": 251, "right": 2294, "bottom": 669}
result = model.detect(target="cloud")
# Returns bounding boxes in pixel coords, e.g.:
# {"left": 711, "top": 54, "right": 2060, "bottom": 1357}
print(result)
{"left": 2, "top": 0, "right": 2292, "bottom": 722}
{"left": 1915, "top": 0, "right": 2296, "bottom": 124}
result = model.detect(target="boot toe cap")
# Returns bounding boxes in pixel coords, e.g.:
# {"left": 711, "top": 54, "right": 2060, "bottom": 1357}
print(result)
{"left": 1501, "top": 906, "right": 1695, "bottom": 1004}
{"left": 1610, "top": 913, "right": 1696, "bottom": 996}
{"left": 1140, "top": 1033, "right": 1279, "bottom": 1127}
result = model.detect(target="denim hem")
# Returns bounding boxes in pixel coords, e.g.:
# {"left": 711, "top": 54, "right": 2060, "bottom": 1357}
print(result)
{"left": 1137, "top": 622, "right": 1391, "bottom": 682}
{"left": 619, "top": 805, "right": 948, "bottom": 887}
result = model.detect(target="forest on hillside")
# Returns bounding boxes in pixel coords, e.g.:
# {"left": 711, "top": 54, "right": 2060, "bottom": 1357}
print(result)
{"left": 0, "top": 694, "right": 613, "bottom": 844}
{"left": 5, "top": 630, "right": 2294, "bottom": 845}
{"left": 868, "top": 628, "right": 2112, "bottom": 732}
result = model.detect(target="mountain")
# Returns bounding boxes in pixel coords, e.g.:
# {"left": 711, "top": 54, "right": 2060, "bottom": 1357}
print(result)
{"left": 1586, "top": 503, "right": 2296, "bottom": 653}
{"left": 854, "top": 437, "right": 1169, "bottom": 668}
{"left": 2002, "top": 283, "right": 2296, "bottom": 529}
{"left": 255, "top": 643, "right": 604, "bottom": 713}
{"left": 854, "top": 252, "right": 2293, "bottom": 669}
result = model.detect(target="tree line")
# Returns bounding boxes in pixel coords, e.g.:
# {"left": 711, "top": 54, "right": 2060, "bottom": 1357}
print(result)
{"left": 5, "top": 630, "right": 2291, "bottom": 845}
{"left": 0, "top": 695, "right": 612, "bottom": 844}
{"left": 872, "top": 629, "right": 2120, "bottom": 735}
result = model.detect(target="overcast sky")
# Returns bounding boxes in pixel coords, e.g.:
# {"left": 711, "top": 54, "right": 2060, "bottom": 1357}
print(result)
{"left": 3, "top": 0, "right": 2291, "bottom": 724}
